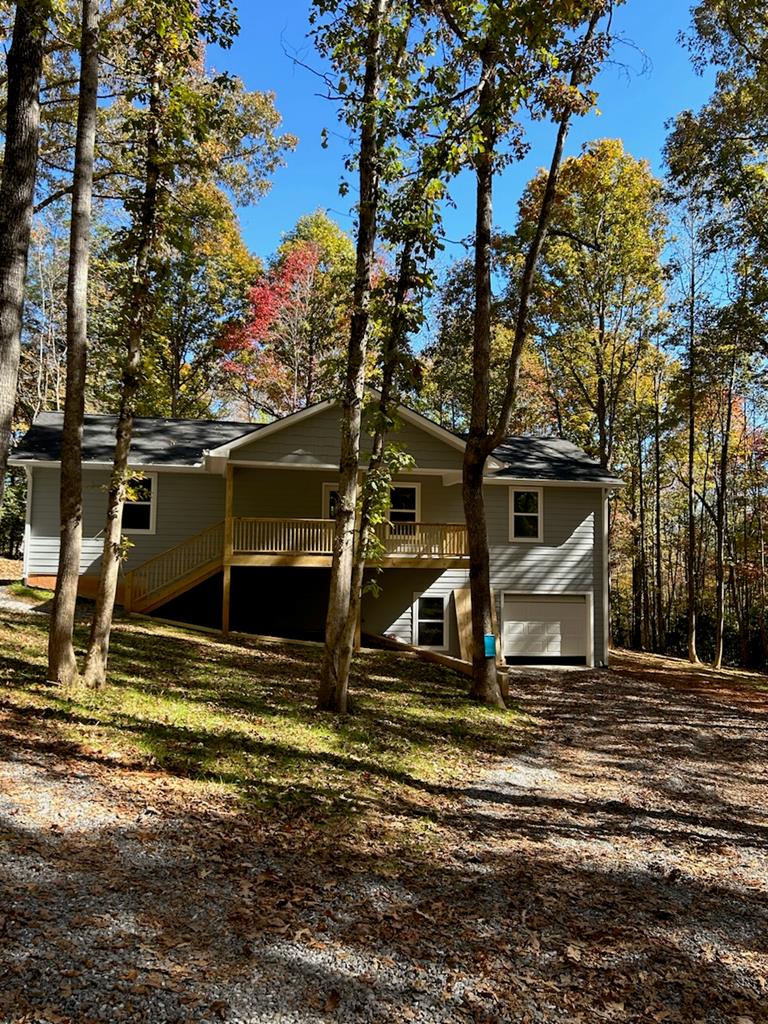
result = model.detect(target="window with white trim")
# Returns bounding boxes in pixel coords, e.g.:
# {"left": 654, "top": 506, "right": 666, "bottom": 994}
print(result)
{"left": 322, "top": 483, "right": 340, "bottom": 519}
{"left": 389, "top": 484, "right": 419, "bottom": 523}
{"left": 123, "top": 474, "right": 156, "bottom": 533}
{"left": 412, "top": 592, "right": 448, "bottom": 650}
{"left": 323, "top": 482, "right": 420, "bottom": 526}
{"left": 509, "top": 487, "right": 542, "bottom": 542}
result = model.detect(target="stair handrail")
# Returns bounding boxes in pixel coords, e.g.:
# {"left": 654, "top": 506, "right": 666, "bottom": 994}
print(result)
{"left": 125, "top": 519, "right": 225, "bottom": 610}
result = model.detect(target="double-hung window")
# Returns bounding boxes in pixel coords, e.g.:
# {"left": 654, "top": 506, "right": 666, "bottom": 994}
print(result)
{"left": 123, "top": 474, "right": 157, "bottom": 534}
{"left": 509, "top": 487, "right": 542, "bottom": 543}
{"left": 388, "top": 484, "right": 419, "bottom": 536}
{"left": 413, "top": 592, "right": 448, "bottom": 650}
{"left": 322, "top": 482, "right": 420, "bottom": 529}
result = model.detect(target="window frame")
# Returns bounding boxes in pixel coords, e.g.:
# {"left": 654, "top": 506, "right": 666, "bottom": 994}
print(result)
{"left": 321, "top": 481, "right": 421, "bottom": 523}
{"left": 322, "top": 482, "right": 339, "bottom": 519}
{"left": 412, "top": 591, "right": 449, "bottom": 651}
{"left": 508, "top": 485, "right": 543, "bottom": 544}
{"left": 388, "top": 482, "right": 421, "bottom": 524}
{"left": 122, "top": 472, "right": 157, "bottom": 536}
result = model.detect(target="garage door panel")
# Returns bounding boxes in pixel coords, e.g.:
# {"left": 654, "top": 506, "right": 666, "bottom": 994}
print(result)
{"left": 502, "top": 595, "right": 586, "bottom": 659}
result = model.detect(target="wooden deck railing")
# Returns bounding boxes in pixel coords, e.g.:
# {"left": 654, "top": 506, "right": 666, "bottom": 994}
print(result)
{"left": 372, "top": 521, "right": 469, "bottom": 558}
{"left": 128, "top": 520, "right": 225, "bottom": 608}
{"left": 232, "top": 517, "right": 468, "bottom": 559}
{"left": 124, "top": 517, "right": 469, "bottom": 611}
{"left": 233, "top": 517, "right": 336, "bottom": 555}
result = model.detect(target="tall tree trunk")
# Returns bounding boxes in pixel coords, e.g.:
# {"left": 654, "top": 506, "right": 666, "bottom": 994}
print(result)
{"left": 462, "top": 65, "right": 501, "bottom": 706}
{"left": 713, "top": 355, "right": 735, "bottom": 669}
{"left": 686, "top": 260, "right": 699, "bottom": 663}
{"left": 82, "top": 71, "right": 163, "bottom": 689}
{"left": 653, "top": 369, "right": 664, "bottom": 651}
{"left": 596, "top": 310, "right": 608, "bottom": 470}
{"left": 756, "top": 468, "right": 768, "bottom": 666}
{"left": 47, "top": 0, "right": 100, "bottom": 686}
{"left": 630, "top": 462, "right": 642, "bottom": 649}
{"left": 346, "top": 241, "right": 414, "bottom": 654}
{"left": 317, "top": 0, "right": 387, "bottom": 714}
{"left": 0, "top": 0, "right": 48, "bottom": 507}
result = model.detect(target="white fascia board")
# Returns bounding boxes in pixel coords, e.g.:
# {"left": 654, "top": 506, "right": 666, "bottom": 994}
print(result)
{"left": 9, "top": 459, "right": 206, "bottom": 474}
{"left": 484, "top": 475, "right": 625, "bottom": 489}
{"left": 204, "top": 399, "right": 337, "bottom": 458}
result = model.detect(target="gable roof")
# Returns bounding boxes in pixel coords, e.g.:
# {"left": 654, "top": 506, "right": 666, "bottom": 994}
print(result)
{"left": 489, "top": 436, "right": 623, "bottom": 486}
{"left": 10, "top": 412, "right": 256, "bottom": 467}
{"left": 11, "top": 408, "right": 625, "bottom": 487}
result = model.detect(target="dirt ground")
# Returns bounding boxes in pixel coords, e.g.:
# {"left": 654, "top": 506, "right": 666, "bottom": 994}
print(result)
{"left": 0, "top": 558, "right": 22, "bottom": 581}
{"left": 1, "top": 646, "right": 767, "bottom": 1023}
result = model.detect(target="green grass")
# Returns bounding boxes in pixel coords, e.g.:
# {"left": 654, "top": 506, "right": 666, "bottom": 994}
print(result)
{"left": 8, "top": 581, "right": 54, "bottom": 604}
{"left": 0, "top": 611, "right": 529, "bottom": 829}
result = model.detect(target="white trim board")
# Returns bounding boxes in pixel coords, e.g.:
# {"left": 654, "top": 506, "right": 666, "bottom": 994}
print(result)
{"left": 508, "top": 486, "right": 544, "bottom": 544}
{"left": 9, "top": 459, "right": 206, "bottom": 474}
{"left": 22, "top": 465, "right": 33, "bottom": 581}
{"left": 412, "top": 590, "right": 450, "bottom": 652}
{"left": 486, "top": 476, "right": 625, "bottom": 489}
{"left": 122, "top": 471, "right": 158, "bottom": 536}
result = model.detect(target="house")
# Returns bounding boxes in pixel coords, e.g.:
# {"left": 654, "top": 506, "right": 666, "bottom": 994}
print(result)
{"left": 10, "top": 399, "right": 624, "bottom": 666}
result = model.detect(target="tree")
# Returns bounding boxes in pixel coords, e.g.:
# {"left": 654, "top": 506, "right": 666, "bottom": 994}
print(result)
{"left": 435, "top": 0, "right": 615, "bottom": 705}
{"left": 47, "top": 0, "right": 100, "bottom": 685}
{"left": 315, "top": 0, "right": 394, "bottom": 714}
{"left": 0, "top": 0, "right": 53, "bottom": 507}
{"left": 220, "top": 211, "right": 353, "bottom": 418}
{"left": 419, "top": 258, "right": 555, "bottom": 434}
{"left": 520, "top": 139, "right": 667, "bottom": 470}
{"left": 82, "top": 0, "right": 294, "bottom": 688}
{"left": 94, "top": 182, "right": 261, "bottom": 418}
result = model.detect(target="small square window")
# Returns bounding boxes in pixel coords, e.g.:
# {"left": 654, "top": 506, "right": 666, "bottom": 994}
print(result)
{"left": 509, "top": 488, "right": 542, "bottom": 542}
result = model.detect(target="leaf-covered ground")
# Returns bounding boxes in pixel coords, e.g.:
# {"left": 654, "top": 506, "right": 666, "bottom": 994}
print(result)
{"left": 0, "top": 605, "right": 766, "bottom": 1023}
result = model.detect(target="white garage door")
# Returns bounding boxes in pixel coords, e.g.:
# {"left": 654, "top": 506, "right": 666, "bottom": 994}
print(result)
{"left": 502, "top": 595, "right": 587, "bottom": 660}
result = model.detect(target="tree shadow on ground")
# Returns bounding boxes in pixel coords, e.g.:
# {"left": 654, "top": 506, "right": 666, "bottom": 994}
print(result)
{"left": 2, "top": 617, "right": 768, "bottom": 1022}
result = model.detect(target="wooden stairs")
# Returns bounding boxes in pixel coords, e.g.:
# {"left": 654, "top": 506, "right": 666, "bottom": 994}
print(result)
{"left": 124, "top": 520, "right": 224, "bottom": 614}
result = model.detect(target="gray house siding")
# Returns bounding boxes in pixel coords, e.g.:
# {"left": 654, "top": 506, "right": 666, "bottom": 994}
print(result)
{"left": 232, "top": 406, "right": 464, "bottom": 471}
{"left": 24, "top": 442, "right": 607, "bottom": 661}
{"left": 362, "top": 485, "right": 604, "bottom": 662}
{"left": 27, "top": 466, "right": 225, "bottom": 576}
{"left": 232, "top": 467, "right": 464, "bottom": 521}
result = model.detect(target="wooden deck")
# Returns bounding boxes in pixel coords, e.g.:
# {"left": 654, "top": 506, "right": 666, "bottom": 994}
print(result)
{"left": 124, "top": 513, "right": 469, "bottom": 624}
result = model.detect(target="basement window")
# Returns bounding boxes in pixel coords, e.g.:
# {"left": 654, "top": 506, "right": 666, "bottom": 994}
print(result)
{"left": 413, "top": 592, "right": 448, "bottom": 650}
{"left": 123, "top": 474, "right": 157, "bottom": 534}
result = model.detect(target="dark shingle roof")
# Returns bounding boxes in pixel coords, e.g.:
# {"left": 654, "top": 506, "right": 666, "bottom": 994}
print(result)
{"left": 13, "top": 410, "right": 624, "bottom": 486}
{"left": 12, "top": 412, "right": 258, "bottom": 466}
{"left": 490, "top": 436, "right": 623, "bottom": 485}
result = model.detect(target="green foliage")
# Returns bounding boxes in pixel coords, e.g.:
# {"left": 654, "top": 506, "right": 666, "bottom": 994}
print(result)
{"left": 517, "top": 138, "right": 667, "bottom": 465}
{"left": 93, "top": 183, "right": 261, "bottom": 417}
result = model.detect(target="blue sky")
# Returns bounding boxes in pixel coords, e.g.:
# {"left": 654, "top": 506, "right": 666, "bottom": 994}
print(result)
{"left": 211, "top": 1, "right": 714, "bottom": 264}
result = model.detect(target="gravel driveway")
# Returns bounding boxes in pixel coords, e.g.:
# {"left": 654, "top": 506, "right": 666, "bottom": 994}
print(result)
{"left": 1, "top": 652, "right": 766, "bottom": 1023}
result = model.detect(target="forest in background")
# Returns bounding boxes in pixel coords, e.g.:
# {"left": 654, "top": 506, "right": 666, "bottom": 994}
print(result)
{"left": 1, "top": 0, "right": 767, "bottom": 690}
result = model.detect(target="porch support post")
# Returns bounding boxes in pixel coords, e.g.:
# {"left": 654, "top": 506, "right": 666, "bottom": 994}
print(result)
{"left": 223, "top": 464, "right": 233, "bottom": 635}
{"left": 222, "top": 565, "right": 231, "bottom": 635}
